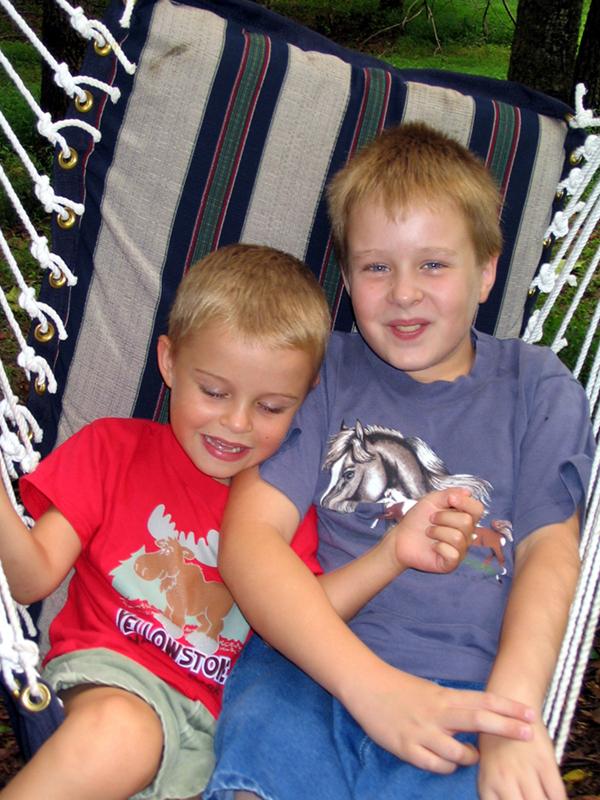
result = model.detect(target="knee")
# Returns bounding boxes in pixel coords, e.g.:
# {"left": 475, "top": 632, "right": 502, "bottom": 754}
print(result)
{"left": 64, "top": 686, "right": 163, "bottom": 756}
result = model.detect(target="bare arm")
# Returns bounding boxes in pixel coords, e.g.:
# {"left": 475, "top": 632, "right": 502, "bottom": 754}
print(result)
{"left": 318, "top": 488, "right": 485, "bottom": 620}
{"left": 478, "top": 513, "right": 580, "bottom": 799}
{"left": 220, "top": 469, "right": 534, "bottom": 772}
{"left": 0, "top": 480, "right": 81, "bottom": 603}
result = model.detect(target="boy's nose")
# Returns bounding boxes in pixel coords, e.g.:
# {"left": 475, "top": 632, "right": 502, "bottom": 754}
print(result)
{"left": 389, "top": 275, "right": 423, "bottom": 307}
{"left": 221, "top": 404, "right": 252, "bottom": 433}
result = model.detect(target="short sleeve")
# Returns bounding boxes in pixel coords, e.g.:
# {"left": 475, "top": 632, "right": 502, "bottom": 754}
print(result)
{"left": 259, "top": 369, "right": 329, "bottom": 519}
{"left": 512, "top": 353, "right": 595, "bottom": 540}
{"left": 19, "top": 421, "right": 108, "bottom": 547}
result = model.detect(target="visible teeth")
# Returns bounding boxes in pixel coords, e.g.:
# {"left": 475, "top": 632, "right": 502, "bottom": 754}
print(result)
{"left": 396, "top": 324, "right": 421, "bottom": 332}
{"left": 206, "top": 436, "right": 243, "bottom": 453}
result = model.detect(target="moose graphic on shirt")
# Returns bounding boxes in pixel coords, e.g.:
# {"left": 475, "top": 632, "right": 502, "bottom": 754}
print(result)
{"left": 111, "top": 505, "right": 246, "bottom": 657}
{"left": 320, "top": 420, "right": 513, "bottom": 580}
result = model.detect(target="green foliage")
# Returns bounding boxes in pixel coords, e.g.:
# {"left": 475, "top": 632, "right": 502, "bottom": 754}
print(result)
{"left": 262, "top": 0, "right": 518, "bottom": 48}
{"left": 383, "top": 41, "right": 509, "bottom": 78}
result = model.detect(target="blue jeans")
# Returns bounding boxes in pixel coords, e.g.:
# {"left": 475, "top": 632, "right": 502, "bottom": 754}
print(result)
{"left": 204, "top": 636, "right": 481, "bottom": 800}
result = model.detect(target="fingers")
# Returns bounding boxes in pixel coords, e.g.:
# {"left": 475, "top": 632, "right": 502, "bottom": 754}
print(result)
{"left": 444, "top": 691, "right": 534, "bottom": 740}
{"left": 407, "top": 739, "right": 479, "bottom": 773}
{"left": 434, "top": 487, "right": 484, "bottom": 519}
{"left": 427, "top": 515, "right": 474, "bottom": 570}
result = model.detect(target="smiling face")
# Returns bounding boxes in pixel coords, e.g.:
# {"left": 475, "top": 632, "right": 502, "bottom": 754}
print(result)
{"left": 344, "top": 198, "right": 497, "bottom": 383}
{"left": 157, "top": 324, "right": 316, "bottom": 484}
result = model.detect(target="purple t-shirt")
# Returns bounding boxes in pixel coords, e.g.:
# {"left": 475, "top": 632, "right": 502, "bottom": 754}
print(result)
{"left": 260, "top": 330, "right": 594, "bottom": 683}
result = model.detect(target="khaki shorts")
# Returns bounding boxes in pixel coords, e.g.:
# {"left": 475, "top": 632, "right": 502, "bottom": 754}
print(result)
{"left": 43, "top": 648, "right": 216, "bottom": 800}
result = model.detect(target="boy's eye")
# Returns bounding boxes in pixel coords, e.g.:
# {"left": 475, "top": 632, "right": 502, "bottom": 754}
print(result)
{"left": 422, "top": 261, "right": 445, "bottom": 272}
{"left": 201, "top": 386, "right": 227, "bottom": 399}
{"left": 365, "top": 263, "right": 389, "bottom": 273}
{"left": 258, "top": 402, "right": 285, "bottom": 415}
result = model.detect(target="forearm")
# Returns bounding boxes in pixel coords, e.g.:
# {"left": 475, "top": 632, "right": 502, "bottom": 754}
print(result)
{"left": 0, "top": 486, "right": 80, "bottom": 603}
{"left": 220, "top": 506, "right": 387, "bottom": 704}
{"left": 317, "top": 532, "right": 402, "bottom": 620}
{"left": 485, "top": 515, "right": 580, "bottom": 709}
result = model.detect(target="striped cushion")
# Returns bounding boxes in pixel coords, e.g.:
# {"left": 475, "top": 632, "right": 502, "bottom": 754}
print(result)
{"left": 30, "top": 0, "right": 582, "bottom": 456}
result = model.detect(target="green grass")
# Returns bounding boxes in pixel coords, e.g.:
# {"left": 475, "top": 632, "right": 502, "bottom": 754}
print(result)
{"left": 378, "top": 41, "right": 510, "bottom": 79}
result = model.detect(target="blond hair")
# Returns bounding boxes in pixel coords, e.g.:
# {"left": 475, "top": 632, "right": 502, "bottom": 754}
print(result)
{"left": 168, "top": 243, "right": 331, "bottom": 373}
{"left": 327, "top": 121, "right": 503, "bottom": 269}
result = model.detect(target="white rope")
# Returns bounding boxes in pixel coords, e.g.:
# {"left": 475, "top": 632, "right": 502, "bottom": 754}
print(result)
{"left": 53, "top": 0, "right": 136, "bottom": 75}
{"left": 119, "top": 0, "right": 137, "bottom": 29}
{"left": 0, "top": 0, "right": 126, "bottom": 104}
{"left": 0, "top": 164, "right": 78, "bottom": 286}
{"left": 0, "top": 48, "right": 101, "bottom": 158}
{"left": 0, "top": 115, "right": 85, "bottom": 223}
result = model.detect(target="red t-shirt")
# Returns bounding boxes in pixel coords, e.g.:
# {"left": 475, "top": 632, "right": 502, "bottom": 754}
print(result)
{"left": 20, "top": 418, "right": 320, "bottom": 718}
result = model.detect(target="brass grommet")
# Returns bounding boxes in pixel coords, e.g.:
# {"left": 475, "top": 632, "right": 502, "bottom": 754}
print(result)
{"left": 528, "top": 287, "right": 536, "bottom": 296}
{"left": 94, "top": 38, "right": 112, "bottom": 57}
{"left": 57, "top": 208, "right": 77, "bottom": 230}
{"left": 569, "top": 151, "right": 583, "bottom": 166}
{"left": 74, "top": 90, "right": 94, "bottom": 113}
{"left": 34, "top": 321, "right": 55, "bottom": 344}
{"left": 20, "top": 682, "right": 52, "bottom": 713}
{"left": 58, "top": 146, "right": 78, "bottom": 170}
{"left": 34, "top": 377, "right": 47, "bottom": 395}
{"left": 49, "top": 271, "right": 67, "bottom": 289}
{"left": 555, "top": 188, "right": 566, "bottom": 202}
{"left": 543, "top": 236, "right": 553, "bottom": 249}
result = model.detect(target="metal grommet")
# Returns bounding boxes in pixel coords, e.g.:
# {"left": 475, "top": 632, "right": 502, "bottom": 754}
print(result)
{"left": 555, "top": 188, "right": 566, "bottom": 202}
{"left": 58, "top": 146, "right": 78, "bottom": 170}
{"left": 34, "top": 377, "right": 47, "bottom": 395}
{"left": 569, "top": 151, "right": 583, "bottom": 166}
{"left": 543, "top": 236, "right": 553, "bottom": 249}
{"left": 57, "top": 208, "right": 77, "bottom": 230}
{"left": 528, "top": 287, "right": 536, "bottom": 297}
{"left": 74, "top": 89, "right": 94, "bottom": 113}
{"left": 20, "top": 682, "right": 52, "bottom": 713}
{"left": 94, "top": 38, "right": 112, "bottom": 57}
{"left": 564, "top": 112, "right": 574, "bottom": 124}
{"left": 49, "top": 270, "right": 67, "bottom": 289}
{"left": 34, "top": 321, "right": 56, "bottom": 344}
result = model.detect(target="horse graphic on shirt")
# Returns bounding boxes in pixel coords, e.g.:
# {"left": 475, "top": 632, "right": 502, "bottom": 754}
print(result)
{"left": 320, "top": 421, "right": 512, "bottom": 579}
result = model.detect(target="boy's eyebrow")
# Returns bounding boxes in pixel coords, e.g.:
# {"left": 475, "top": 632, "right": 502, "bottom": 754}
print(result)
{"left": 349, "top": 245, "right": 459, "bottom": 258}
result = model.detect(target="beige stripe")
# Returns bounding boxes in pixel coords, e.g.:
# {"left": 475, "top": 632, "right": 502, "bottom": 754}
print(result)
{"left": 241, "top": 44, "right": 351, "bottom": 259}
{"left": 57, "top": 2, "right": 225, "bottom": 444}
{"left": 494, "top": 115, "right": 567, "bottom": 338}
{"left": 402, "top": 80, "right": 475, "bottom": 146}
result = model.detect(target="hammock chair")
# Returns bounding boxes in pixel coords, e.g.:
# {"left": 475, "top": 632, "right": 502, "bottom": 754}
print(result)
{"left": 0, "top": 0, "right": 599, "bottom": 771}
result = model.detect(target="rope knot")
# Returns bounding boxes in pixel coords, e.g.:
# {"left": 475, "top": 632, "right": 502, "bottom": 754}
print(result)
{"left": 69, "top": 7, "right": 94, "bottom": 38}
{"left": 36, "top": 113, "right": 58, "bottom": 144}
{"left": 33, "top": 175, "right": 58, "bottom": 214}
{"left": 53, "top": 62, "right": 78, "bottom": 98}
{"left": 18, "top": 287, "right": 39, "bottom": 316}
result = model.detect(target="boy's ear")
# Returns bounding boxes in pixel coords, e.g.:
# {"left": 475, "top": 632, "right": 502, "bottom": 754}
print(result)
{"left": 478, "top": 255, "right": 498, "bottom": 304}
{"left": 157, "top": 335, "right": 174, "bottom": 388}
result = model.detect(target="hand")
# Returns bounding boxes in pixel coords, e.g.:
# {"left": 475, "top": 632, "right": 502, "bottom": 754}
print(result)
{"left": 344, "top": 663, "right": 534, "bottom": 774}
{"left": 387, "top": 488, "right": 483, "bottom": 574}
{"left": 478, "top": 719, "right": 566, "bottom": 799}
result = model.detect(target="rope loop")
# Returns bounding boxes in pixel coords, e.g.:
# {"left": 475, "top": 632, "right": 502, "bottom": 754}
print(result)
{"left": 68, "top": 5, "right": 95, "bottom": 38}
{"left": 53, "top": 62, "right": 85, "bottom": 102}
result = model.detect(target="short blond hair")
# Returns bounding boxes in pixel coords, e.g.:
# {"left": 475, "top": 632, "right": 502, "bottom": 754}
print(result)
{"left": 327, "top": 122, "right": 503, "bottom": 269}
{"left": 168, "top": 243, "right": 331, "bottom": 374}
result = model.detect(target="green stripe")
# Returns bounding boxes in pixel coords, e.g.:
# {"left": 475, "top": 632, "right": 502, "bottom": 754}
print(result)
{"left": 322, "top": 68, "right": 389, "bottom": 309}
{"left": 192, "top": 33, "right": 269, "bottom": 261}
{"left": 487, "top": 102, "right": 517, "bottom": 190}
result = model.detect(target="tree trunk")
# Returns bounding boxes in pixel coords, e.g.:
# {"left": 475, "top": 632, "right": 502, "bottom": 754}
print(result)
{"left": 508, "top": 0, "right": 583, "bottom": 104}
{"left": 574, "top": 0, "right": 600, "bottom": 111}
